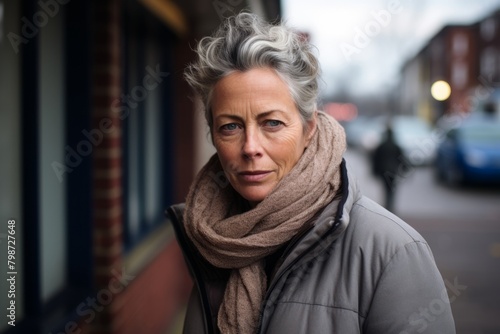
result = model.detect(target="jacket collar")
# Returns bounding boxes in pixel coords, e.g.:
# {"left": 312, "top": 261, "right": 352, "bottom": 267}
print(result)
{"left": 267, "top": 159, "right": 362, "bottom": 286}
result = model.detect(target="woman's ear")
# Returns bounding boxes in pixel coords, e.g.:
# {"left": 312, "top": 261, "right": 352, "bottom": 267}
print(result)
{"left": 305, "top": 111, "right": 318, "bottom": 146}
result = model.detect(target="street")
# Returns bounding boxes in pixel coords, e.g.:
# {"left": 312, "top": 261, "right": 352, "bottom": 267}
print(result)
{"left": 344, "top": 148, "right": 500, "bottom": 334}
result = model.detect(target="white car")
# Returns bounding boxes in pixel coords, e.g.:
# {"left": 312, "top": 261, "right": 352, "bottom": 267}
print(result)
{"left": 391, "top": 116, "right": 437, "bottom": 166}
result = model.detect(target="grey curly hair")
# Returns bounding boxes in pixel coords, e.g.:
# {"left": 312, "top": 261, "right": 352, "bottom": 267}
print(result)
{"left": 184, "top": 12, "right": 320, "bottom": 130}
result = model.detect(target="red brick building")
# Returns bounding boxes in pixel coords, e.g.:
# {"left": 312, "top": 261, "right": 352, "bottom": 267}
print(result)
{"left": 399, "top": 9, "right": 500, "bottom": 123}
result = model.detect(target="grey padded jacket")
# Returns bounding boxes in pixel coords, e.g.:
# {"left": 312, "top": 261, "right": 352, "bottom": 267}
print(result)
{"left": 166, "top": 161, "right": 456, "bottom": 334}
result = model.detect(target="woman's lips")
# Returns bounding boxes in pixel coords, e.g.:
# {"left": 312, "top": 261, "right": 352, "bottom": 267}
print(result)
{"left": 238, "top": 170, "right": 271, "bottom": 182}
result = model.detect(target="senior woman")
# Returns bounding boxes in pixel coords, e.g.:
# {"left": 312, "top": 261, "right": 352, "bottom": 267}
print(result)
{"left": 166, "top": 12, "right": 455, "bottom": 334}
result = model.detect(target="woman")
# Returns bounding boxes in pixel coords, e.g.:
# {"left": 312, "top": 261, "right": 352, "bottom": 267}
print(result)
{"left": 167, "top": 12, "right": 456, "bottom": 334}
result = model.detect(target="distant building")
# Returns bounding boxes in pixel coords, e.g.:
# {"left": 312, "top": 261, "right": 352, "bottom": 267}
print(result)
{"left": 0, "top": 1, "right": 280, "bottom": 333}
{"left": 400, "top": 9, "right": 500, "bottom": 123}
{"left": 476, "top": 10, "right": 500, "bottom": 115}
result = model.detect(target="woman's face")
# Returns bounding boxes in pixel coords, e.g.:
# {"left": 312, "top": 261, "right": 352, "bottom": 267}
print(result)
{"left": 211, "top": 67, "right": 316, "bottom": 206}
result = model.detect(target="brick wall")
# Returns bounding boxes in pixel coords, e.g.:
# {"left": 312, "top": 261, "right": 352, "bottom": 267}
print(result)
{"left": 91, "top": 0, "right": 124, "bottom": 332}
{"left": 87, "top": 1, "right": 193, "bottom": 333}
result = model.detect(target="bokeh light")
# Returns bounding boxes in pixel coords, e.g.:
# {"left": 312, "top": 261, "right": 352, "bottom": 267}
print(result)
{"left": 324, "top": 102, "right": 358, "bottom": 121}
{"left": 431, "top": 80, "right": 451, "bottom": 101}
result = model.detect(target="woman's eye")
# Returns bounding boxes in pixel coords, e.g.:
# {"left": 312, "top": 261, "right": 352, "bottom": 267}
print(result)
{"left": 264, "top": 120, "right": 284, "bottom": 128}
{"left": 220, "top": 123, "right": 240, "bottom": 133}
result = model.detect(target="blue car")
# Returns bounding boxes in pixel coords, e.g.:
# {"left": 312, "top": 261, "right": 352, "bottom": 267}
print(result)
{"left": 436, "top": 120, "right": 500, "bottom": 185}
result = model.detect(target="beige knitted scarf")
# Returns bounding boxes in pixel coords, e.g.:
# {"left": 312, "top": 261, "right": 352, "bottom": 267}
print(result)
{"left": 184, "top": 112, "right": 346, "bottom": 334}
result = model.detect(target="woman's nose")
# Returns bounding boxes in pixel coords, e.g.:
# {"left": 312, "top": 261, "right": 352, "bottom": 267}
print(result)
{"left": 242, "top": 128, "right": 263, "bottom": 159}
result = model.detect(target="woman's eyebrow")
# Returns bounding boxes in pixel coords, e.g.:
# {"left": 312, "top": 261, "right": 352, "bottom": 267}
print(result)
{"left": 214, "top": 113, "right": 244, "bottom": 122}
{"left": 215, "top": 110, "right": 286, "bottom": 122}
{"left": 256, "top": 110, "right": 287, "bottom": 119}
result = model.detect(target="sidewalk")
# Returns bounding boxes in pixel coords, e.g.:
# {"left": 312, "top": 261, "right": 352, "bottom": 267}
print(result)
{"left": 164, "top": 307, "right": 186, "bottom": 334}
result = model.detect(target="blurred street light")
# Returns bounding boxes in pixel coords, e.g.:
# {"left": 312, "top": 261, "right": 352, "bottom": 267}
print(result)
{"left": 431, "top": 80, "right": 451, "bottom": 101}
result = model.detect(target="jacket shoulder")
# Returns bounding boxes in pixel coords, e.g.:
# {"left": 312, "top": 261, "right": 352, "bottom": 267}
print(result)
{"left": 165, "top": 203, "right": 222, "bottom": 333}
{"left": 348, "top": 198, "right": 456, "bottom": 333}
{"left": 165, "top": 203, "right": 194, "bottom": 276}
{"left": 349, "top": 195, "right": 428, "bottom": 248}
{"left": 166, "top": 203, "right": 185, "bottom": 226}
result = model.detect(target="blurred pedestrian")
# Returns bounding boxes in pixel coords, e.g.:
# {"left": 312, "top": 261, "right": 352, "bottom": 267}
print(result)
{"left": 166, "top": 12, "right": 455, "bottom": 334}
{"left": 371, "top": 124, "right": 404, "bottom": 212}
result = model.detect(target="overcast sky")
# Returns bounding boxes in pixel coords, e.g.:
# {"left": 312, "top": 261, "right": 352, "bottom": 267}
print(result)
{"left": 282, "top": 0, "right": 500, "bottom": 98}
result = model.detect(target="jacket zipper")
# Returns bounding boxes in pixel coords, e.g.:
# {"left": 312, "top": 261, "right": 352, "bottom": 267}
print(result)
{"left": 256, "top": 218, "right": 342, "bottom": 333}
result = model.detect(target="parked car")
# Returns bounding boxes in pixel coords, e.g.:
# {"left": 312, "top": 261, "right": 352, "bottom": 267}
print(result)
{"left": 391, "top": 116, "right": 437, "bottom": 166}
{"left": 343, "top": 116, "right": 385, "bottom": 150}
{"left": 435, "top": 120, "right": 500, "bottom": 185}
